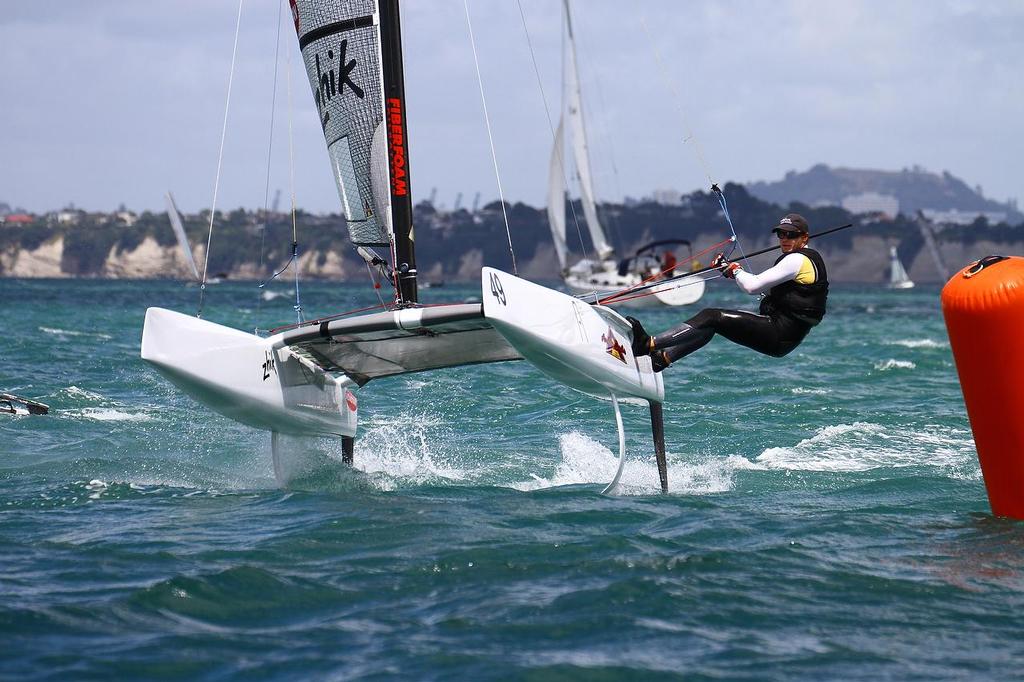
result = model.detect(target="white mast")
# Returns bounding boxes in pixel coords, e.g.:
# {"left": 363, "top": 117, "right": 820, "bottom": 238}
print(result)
{"left": 563, "top": 0, "right": 613, "bottom": 260}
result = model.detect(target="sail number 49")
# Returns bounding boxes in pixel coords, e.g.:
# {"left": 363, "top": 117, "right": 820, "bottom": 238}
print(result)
{"left": 489, "top": 272, "right": 507, "bottom": 306}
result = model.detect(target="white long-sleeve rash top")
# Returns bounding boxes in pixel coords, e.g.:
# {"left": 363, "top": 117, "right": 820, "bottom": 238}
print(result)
{"left": 732, "top": 252, "right": 817, "bottom": 295}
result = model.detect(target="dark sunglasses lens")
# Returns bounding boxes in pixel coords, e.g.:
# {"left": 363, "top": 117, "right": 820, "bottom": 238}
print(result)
{"left": 775, "top": 229, "right": 800, "bottom": 239}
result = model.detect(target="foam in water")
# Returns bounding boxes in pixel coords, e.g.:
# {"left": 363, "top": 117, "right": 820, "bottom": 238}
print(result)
{"left": 72, "top": 408, "right": 154, "bottom": 422}
{"left": 755, "top": 421, "right": 976, "bottom": 474}
{"left": 39, "top": 326, "right": 113, "bottom": 340}
{"left": 63, "top": 386, "right": 106, "bottom": 401}
{"left": 350, "top": 413, "right": 469, "bottom": 489}
{"left": 885, "top": 338, "right": 949, "bottom": 349}
{"left": 510, "top": 431, "right": 738, "bottom": 496}
{"left": 874, "top": 359, "right": 917, "bottom": 371}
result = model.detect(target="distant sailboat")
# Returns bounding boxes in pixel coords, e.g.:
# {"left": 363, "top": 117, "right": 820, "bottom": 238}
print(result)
{"left": 547, "top": 0, "right": 704, "bottom": 309}
{"left": 889, "top": 246, "right": 915, "bottom": 289}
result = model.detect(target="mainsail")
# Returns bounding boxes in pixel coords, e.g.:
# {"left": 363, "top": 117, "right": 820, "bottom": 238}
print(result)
{"left": 292, "top": 0, "right": 417, "bottom": 302}
{"left": 546, "top": 120, "right": 569, "bottom": 270}
{"left": 889, "top": 245, "right": 914, "bottom": 289}
{"left": 561, "top": 0, "right": 614, "bottom": 261}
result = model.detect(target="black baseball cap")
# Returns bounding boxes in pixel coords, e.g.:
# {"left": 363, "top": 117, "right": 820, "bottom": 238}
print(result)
{"left": 771, "top": 213, "right": 809, "bottom": 235}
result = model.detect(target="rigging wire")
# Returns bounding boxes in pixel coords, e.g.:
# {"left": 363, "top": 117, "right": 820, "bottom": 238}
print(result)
{"left": 286, "top": 30, "right": 303, "bottom": 323}
{"left": 255, "top": 0, "right": 285, "bottom": 321}
{"left": 463, "top": 0, "right": 518, "bottom": 275}
{"left": 598, "top": 237, "right": 732, "bottom": 305}
{"left": 515, "top": 0, "right": 589, "bottom": 264}
{"left": 254, "top": 21, "right": 303, "bottom": 323}
{"left": 198, "top": 0, "right": 246, "bottom": 319}
{"left": 638, "top": 13, "right": 716, "bottom": 189}
{"left": 636, "top": 12, "right": 752, "bottom": 268}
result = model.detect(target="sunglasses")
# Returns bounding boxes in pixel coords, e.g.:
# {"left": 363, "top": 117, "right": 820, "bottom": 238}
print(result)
{"left": 773, "top": 228, "right": 804, "bottom": 239}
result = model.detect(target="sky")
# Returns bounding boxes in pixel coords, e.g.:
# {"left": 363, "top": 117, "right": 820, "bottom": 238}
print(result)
{"left": 1, "top": 0, "right": 1022, "bottom": 215}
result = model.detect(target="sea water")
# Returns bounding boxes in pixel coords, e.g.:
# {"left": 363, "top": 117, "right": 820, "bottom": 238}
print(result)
{"left": 1, "top": 277, "right": 1021, "bottom": 680}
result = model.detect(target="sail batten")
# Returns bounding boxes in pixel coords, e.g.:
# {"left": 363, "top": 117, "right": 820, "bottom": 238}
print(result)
{"left": 298, "top": 15, "right": 375, "bottom": 50}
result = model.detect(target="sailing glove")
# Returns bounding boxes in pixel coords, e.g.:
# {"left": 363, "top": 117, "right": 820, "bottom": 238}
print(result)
{"left": 712, "top": 253, "right": 742, "bottom": 279}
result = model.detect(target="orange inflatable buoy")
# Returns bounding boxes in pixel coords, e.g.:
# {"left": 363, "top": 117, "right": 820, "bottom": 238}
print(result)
{"left": 942, "top": 255, "right": 1024, "bottom": 518}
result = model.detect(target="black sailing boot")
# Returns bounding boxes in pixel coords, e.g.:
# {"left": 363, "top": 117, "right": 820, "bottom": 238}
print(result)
{"left": 626, "top": 316, "right": 652, "bottom": 357}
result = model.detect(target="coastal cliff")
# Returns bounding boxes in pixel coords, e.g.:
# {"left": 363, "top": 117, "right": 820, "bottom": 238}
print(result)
{"left": 3, "top": 185, "right": 1021, "bottom": 283}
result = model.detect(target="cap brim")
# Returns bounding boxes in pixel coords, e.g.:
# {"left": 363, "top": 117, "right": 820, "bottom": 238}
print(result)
{"left": 771, "top": 225, "right": 808, "bottom": 234}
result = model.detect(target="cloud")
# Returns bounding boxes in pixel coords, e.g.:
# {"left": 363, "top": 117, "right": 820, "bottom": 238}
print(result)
{"left": 1, "top": 0, "right": 1021, "bottom": 214}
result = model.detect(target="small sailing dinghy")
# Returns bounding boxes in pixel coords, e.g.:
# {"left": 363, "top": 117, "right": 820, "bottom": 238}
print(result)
{"left": 547, "top": 0, "right": 704, "bottom": 309}
{"left": 1, "top": 392, "right": 49, "bottom": 416}
{"left": 888, "top": 246, "right": 915, "bottom": 289}
{"left": 141, "top": 0, "right": 671, "bottom": 492}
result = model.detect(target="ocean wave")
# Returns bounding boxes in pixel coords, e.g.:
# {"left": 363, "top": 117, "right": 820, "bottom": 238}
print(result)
{"left": 754, "top": 421, "right": 975, "bottom": 473}
{"left": 72, "top": 408, "right": 154, "bottom": 422}
{"left": 63, "top": 386, "right": 106, "bottom": 401}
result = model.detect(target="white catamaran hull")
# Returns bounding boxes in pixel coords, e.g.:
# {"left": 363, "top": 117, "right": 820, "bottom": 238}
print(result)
{"left": 483, "top": 268, "right": 663, "bottom": 404}
{"left": 141, "top": 308, "right": 358, "bottom": 437}
{"left": 564, "top": 259, "right": 706, "bottom": 308}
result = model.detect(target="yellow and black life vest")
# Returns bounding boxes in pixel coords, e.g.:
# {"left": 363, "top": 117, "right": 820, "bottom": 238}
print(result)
{"left": 759, "top": 248, "right": 829, "bottom": 325}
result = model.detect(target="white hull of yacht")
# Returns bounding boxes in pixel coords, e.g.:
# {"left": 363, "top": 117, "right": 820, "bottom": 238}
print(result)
{"left": 564, "top": 260, "right": 706, "bottom": 308}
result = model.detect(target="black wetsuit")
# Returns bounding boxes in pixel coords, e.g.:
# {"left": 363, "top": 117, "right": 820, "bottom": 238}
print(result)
{"left": 653, "top": 248, "right": 828, "bottom": 363}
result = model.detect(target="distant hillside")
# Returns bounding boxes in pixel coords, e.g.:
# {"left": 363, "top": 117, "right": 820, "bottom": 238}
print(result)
{"left": 746, "top": 164, "right": 1021, "bottom": 223}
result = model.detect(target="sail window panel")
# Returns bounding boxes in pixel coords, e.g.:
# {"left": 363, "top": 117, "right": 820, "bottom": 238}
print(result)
{"left": 295, "top": 0, "right": 391, "bottom": 246}
{"left": 329, "top": 136, "right": 366, "bottom": 222}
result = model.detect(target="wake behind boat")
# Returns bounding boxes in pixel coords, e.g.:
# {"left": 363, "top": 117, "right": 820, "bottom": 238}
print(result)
{"left": 141, "top": 0, "right": 670, "bottom": 492}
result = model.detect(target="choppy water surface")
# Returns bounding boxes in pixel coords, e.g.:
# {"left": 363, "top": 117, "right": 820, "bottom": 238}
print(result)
{"left": 2, "top": 278, "right": 1022, "bottom": 680}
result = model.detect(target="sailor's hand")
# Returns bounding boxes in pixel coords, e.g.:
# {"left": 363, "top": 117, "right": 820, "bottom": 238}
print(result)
{"left": 721, "top": 262, "right": 742, "bottom": 279}
{"left": 712, "top": 253, "right": 742, "bottom": 279}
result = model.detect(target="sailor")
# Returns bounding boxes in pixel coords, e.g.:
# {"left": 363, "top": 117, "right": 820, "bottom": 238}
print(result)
{"left": 661, "top": 250, "right": 677, "bottom": 278}
{"left": 629, "top": 213, "right": 828, "bottom": 371}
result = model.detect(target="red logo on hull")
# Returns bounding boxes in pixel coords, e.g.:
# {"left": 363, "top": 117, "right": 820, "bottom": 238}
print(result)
{"left": 387, "top": 98, "right": 408, "bottom": 197}
{"left": 602, "top": 327, "right": 628, "bottom": 364}
{"left": 345, "top": 392, "right": 358, "bottom": 412}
